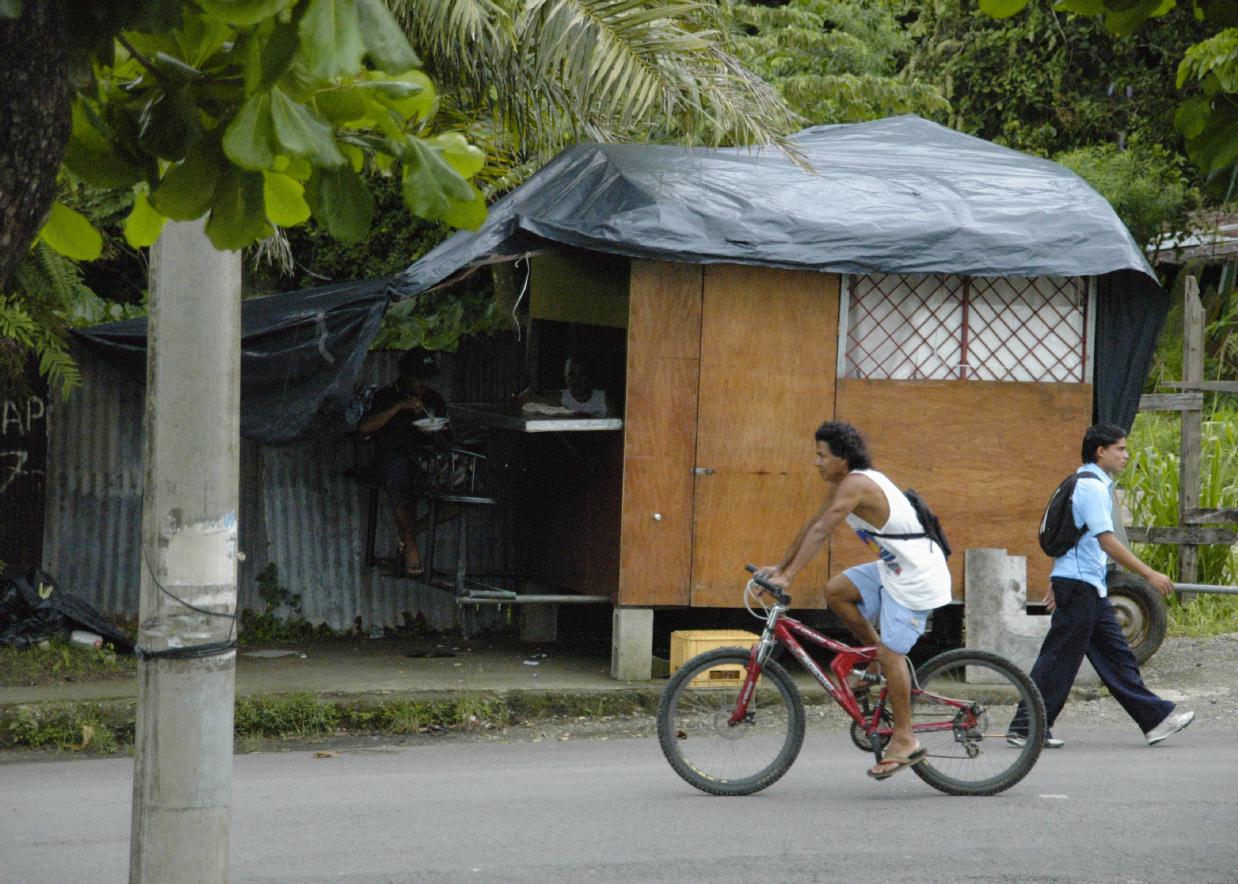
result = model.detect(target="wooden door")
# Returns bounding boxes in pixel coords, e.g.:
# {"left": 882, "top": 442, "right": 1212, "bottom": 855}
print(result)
{"left": 690, "top": 265, "right": 840, "bottom": 608}
{"left": 618, "top": 261, "right": 703, "bottom": 606}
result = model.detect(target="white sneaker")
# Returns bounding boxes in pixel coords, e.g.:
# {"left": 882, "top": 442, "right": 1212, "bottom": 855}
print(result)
{"left": 1146, "top": 709, "right": 1195, "bottom": 745}
{"left": 1006, "top": 733, "right": 1064, "bottom": 749}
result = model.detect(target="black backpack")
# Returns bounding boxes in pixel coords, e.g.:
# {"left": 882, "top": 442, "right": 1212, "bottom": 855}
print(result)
{"left": 870, "top": 488, "right": 952, "bottom": 558}
{"left": 1038, "top": 472, "right": 1102, "bottom": 557}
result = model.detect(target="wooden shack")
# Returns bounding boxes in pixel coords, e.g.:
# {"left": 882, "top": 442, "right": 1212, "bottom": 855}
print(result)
{"left": 520, "top": 252, "right": 1090, "bottom": 611}
{"left": 401, "top": 116, "right": 1167, "bottom": 674}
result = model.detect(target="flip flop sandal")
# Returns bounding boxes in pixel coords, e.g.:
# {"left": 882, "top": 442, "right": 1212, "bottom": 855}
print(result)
{"left": 867, "top": 747, "right": 927, "bottom": 781}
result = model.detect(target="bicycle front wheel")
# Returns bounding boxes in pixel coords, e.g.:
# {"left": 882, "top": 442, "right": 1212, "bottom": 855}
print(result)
{"left": 657, "top": 648, "right": 805, "bottom": 796}
{"left": 910, "top": 649, "right": 1046, "bottom": 796}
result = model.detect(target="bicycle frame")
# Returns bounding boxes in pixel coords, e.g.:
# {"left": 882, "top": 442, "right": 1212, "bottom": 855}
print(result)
{"left": 730, "top": 600, "right": 876, "bottom": 726}
{"left": 729, "top": 595, "right": 978, "bottom": 742}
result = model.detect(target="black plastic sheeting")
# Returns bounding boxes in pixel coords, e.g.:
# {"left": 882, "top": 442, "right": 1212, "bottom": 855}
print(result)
{"left": 74, "top": 277, "right": 394, "bottom": 445}
{"left": 396, "top": 115, "right": 1159, "bottom": 293}
{"left": 1095, "top": 270, "right": 1169, "bottom": 431}
{"left": 396, "top": 115, "right": 1167, "bottom": 431}
{"left": 0, "top": 566, "right": 135, "bottom": 652}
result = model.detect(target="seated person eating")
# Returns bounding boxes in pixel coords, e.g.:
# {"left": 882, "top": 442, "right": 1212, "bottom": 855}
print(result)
{"left": 519, "top": 355, "right": 608, "bottom": 417}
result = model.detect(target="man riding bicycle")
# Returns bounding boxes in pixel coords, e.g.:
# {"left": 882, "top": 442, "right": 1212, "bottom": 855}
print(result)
{"left": 757, "top": 421, "right": 952, "bottom": 780}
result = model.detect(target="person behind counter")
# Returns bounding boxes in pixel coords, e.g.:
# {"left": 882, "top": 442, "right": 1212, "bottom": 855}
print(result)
{"left": 518, "top": 355, "right": 609, "bottom": 417}
{"left": 358, "top": 348, "right": 449, "bottom": 578}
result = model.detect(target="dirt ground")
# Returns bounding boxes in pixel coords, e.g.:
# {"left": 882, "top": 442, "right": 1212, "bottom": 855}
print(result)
{"left": 1049, "top": 631, "right": 1238, "bottom": 731}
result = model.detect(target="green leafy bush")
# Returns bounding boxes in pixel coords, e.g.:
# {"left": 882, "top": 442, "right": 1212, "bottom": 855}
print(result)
{"left": 1124, "top": 409, "right": 1238, "bottom": 634}
{"left": 233, "top": 693, "right": 341, "bottom": 738}
{"left": 239, "top": 563, "right": 337, "bottom": 644}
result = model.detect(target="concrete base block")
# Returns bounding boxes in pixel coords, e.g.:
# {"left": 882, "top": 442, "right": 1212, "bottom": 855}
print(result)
{"left": 965, "top": 548, "right": 1097, "bottom": 684}
{"left": 520, "top": 604, "right": 558, "bottom": 643}
{"left": 611, "top": 607, "right": 653, "bottom": 681}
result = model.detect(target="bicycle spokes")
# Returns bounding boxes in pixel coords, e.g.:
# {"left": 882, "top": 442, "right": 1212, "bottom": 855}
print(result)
{"left": 908, "top": 650, "right": 1046, "bottom": 796}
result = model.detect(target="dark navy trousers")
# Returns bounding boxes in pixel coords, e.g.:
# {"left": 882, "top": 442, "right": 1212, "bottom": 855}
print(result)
{"left": 1011, "top": 577, "right": 1173, "bottom": 736}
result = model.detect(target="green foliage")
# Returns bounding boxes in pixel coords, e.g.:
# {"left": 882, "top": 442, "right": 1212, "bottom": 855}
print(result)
{"left": 1176, "top": 25, "right": 1238, "bottom": 180}
{"left": 233, "top": 692, "right": 341, "bottom": 736}
{"left": 239, "top": 563, "right": 336, "bottom": 643}
{"left": 1124, "top": 409, "right": 1238, "bottom": 635}
{"left": 1146, "top": 268, "right": 1238, "bottom": 390}
{"left": 913, "top": 1, "right": 1207, "bottom": 159}
{"left": 58, "top": 0, "right": 484, "bottom": 257}
{"left": 372, "top": 281, "right": 507, "bottom": 353}
{"left": 2, "top": 245, "right": 93, "bottom": 399}
{"left": 968, "top": 0, "right": 1238, "bottom": 194}
{"left": 1122, "top": 409, "right": 1238, "bottom": 586}
{"left": 725, "top": 0, "right": 949, "bottom": 125}
{"left": 5, "top": 704, "right": 120, "bottom": 752}
{"left": 249, "top": 175, "right": 442, "bottom": 289}
{"left": 396, "top": 0, "right": 799, "bottom": 176}
{"left": 2, "top": 235, "right": 148, "bottom": 401}
{"left": 0, "top": 639, "right": 135, "bottom": 687}
{"left": 1054, "top": 142, "right": 1195, "bottom": 249}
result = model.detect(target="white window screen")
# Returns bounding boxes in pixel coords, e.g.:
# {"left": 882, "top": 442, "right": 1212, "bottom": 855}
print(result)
{"left": 844, "top": 274, "right": 1089, "bottom": 383}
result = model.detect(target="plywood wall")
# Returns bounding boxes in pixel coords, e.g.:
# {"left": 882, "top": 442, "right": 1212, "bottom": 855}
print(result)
{"left": 833, "top": 379, "right": 1093, "bottom": 600}
{"left": 689, "top": 265, "right": 838, "bottom": 608}
{"left": 618, "top": 261, "right": 703, "bottom": 606}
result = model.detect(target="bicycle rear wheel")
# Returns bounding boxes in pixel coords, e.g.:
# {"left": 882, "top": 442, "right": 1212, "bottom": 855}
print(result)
{"left": 657, "top": 648, "right": 805, "bottom": 796}
{"left": 909, "top": 648, "right": 1046, "bottom": 796}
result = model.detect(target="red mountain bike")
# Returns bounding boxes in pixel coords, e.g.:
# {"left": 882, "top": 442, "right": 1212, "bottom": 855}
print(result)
{"left": 657, "top": 566, "right": 1047, "bottom": 797}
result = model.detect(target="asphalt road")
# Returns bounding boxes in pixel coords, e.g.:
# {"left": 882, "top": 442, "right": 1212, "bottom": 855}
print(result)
{"left": 3, "top": 721, "right": 1234, "bottom": 884}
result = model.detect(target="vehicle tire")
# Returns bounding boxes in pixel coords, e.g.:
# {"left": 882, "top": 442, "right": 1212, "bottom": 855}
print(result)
{"left": 1106, "top": 570, "right": 1168, "bottom": 665}
{"left": 657, "top": 647, "right": 805, "bottom": 796}
{"left": 909, "top": 649, "right": 1046, "bottom": 797}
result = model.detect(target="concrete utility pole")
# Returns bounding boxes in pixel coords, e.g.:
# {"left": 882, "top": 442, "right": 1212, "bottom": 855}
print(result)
{"left": 130, "top": 219, "right": 241, "bottom": 881}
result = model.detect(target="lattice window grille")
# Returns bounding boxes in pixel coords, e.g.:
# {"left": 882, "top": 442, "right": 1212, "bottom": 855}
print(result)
{"left": 966, "top": 277, "right": 1088, "bottom": 382}
{"left": 843, "top": 274, "right": 1088, "bottom": 383}
{"left": 845, "top": 274, "right": 964, "bottom": 380}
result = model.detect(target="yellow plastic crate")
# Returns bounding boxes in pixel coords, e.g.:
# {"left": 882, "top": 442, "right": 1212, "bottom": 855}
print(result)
{"left": 669, "top": 629, "right": 760, "bottom": 686}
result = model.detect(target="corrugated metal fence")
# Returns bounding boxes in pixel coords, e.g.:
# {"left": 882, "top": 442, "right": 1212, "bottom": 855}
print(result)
{"left": 41, "top": 335, "right": 528, "bottom": 632}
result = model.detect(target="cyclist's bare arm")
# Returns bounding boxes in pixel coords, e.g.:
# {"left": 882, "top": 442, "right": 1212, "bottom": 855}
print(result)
{"left": 762, "top": 476, "right": 867, "bottom": 585}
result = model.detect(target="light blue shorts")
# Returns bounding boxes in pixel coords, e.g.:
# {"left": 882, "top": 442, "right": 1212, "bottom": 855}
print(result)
{"left": 843, "top": 562, "right": 932, "bottom": 655}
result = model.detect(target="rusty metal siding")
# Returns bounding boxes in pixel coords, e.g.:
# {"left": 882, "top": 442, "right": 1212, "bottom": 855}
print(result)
{"left": 42, "top": 351, "right": 145, "bottom": 615}
{"left": 40, "top": 344, "right": 523, "bottom": 632}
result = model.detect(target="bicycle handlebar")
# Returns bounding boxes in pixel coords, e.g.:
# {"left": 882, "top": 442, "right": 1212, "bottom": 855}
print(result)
{"left": 744, "top": 564, "right": 792, "bottom": 606}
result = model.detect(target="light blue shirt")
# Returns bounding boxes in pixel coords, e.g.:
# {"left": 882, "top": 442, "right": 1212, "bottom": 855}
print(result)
{"left": 1050, "top": 462, "right": 1113, "bottom": 595}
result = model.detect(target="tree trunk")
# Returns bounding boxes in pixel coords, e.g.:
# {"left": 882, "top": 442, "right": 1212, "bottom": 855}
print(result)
{"left": 0, "top": 0, "right": 70, "bottom": 292}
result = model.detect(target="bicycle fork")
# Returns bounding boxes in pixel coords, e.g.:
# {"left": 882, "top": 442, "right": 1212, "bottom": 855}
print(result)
{"left": 727, "top": 605, "right": 784, "bottom": 726}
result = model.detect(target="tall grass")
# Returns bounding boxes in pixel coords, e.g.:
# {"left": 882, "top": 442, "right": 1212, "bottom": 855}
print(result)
{"left": 1124, "top": 409, "right": 1238, "bottom": 636}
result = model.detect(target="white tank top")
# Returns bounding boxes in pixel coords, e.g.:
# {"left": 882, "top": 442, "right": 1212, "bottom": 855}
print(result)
{"left": 844, "top": 469, "right": 952, "bottom": 611}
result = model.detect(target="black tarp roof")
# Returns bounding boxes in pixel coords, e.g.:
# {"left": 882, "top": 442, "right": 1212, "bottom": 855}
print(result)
{"left": 76, "top": 116, "right": 1166, "bottom": 443}
{"left": 74, "top": 277, "right": 394, "bottom": 444}
{"left": 395, "top": 115, "right": 1158, "bottom": 297}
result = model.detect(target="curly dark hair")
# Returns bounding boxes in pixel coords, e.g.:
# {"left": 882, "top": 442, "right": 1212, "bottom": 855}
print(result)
{"left": 1081, "top": 422, "right": 1127, "bottom": 464}
{"left": 814, "top": 420, "right": 872, "bottom": 470}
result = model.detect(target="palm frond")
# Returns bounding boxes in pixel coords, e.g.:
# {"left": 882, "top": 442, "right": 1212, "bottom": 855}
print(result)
{"left": 396, "top": 0, "right": 800, "bottom": 180}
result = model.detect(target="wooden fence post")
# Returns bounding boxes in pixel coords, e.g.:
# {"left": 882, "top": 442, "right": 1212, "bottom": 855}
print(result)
{"left": 1178, "top": 276, "right": 1203, "bottom": 601}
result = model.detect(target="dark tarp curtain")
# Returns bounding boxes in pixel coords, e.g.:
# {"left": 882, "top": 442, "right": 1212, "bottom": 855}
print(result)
{"left": 73, "top": 277, "right": 395, "bottom": 445}
{"left": 1094, "top": 270, "right": 1170, "bottom": 431}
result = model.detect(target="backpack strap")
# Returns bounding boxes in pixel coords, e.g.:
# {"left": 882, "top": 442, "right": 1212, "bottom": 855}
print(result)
{"left": 868, "top": 530, "right": 928, "bottom": 541}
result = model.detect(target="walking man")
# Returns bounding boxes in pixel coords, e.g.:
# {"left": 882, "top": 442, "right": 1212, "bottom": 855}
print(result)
{"left": 1009, "top": 422, "right": 1194, "bottom": 747}
{"left": 758, "top": 421, "right": 952, "bottom": 780}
